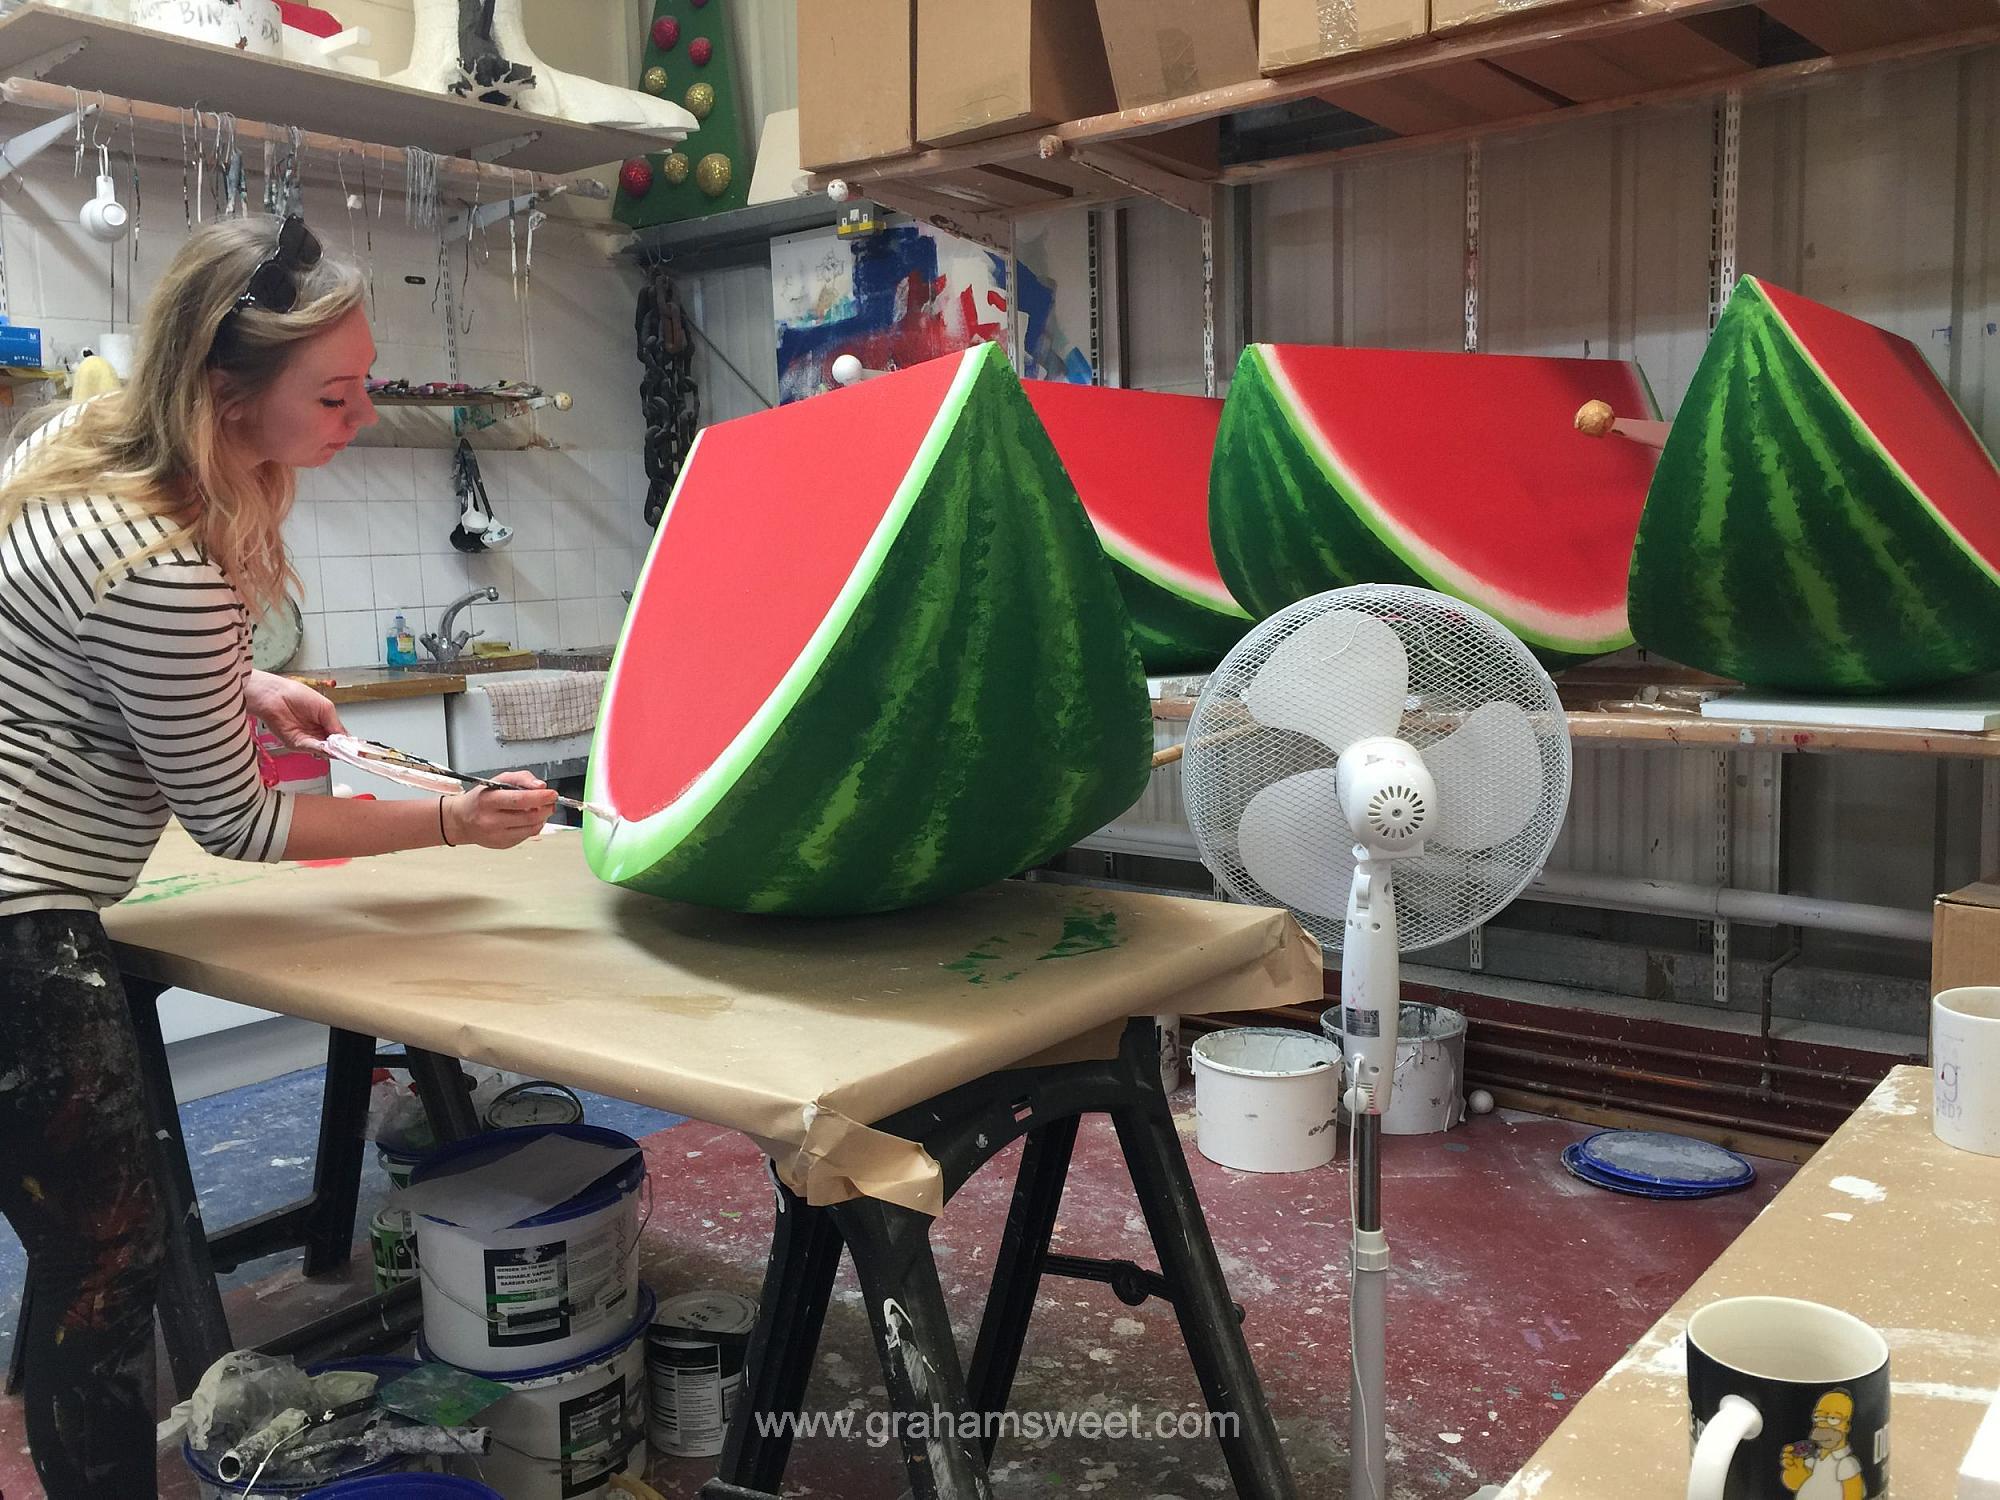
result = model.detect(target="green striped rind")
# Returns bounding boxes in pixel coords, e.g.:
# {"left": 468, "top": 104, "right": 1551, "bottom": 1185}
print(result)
{"left": 1629, "top": 277, "right": 2000, "bottom": 693}
{"left": 1208, "top": 346, "right": 1610, "bottom": 671}
{"left": 1109, "top": 558, "right": 1253, "bottom": 675}
{"left": 587, "top": 342, "right": 1153, "bottom": 915}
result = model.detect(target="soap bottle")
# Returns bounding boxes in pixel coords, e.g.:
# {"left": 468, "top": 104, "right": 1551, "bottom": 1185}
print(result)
{"left": 385, "top": 613, "right": 418, "bottom": 668}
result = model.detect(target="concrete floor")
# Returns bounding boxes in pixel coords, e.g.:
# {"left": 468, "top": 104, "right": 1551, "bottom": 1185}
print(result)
{"left": 0, "top": 1073, "right": 1792, "bottom": 1498}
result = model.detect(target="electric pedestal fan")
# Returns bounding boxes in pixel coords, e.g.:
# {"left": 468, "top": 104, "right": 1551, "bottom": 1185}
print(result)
{"left": 1180, "top": 583, "right": 1573, "bottom": 1500}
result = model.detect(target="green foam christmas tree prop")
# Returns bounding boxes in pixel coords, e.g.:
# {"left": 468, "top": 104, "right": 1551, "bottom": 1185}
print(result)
{"left": 615, "top": 0, "right": 752, "bottom": 227}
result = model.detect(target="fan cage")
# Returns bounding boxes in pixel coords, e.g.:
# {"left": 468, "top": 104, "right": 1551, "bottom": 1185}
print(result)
{"left": 1183, "top": 584, "right": 1573, "bottom": 953}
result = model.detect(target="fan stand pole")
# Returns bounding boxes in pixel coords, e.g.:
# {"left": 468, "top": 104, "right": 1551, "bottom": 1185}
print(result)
{"left": 1350, "top": 1110, "right": 1389, "bottom": 1500}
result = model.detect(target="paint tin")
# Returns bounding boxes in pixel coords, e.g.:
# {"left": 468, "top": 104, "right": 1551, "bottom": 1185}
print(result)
{"left": 410, "top": 1124, "right": 645, "bottom": 1373}
{"left": 482, "top": 1080, "right": 585, "bottom": 1132}
{"left": 377, "top": 1143, "right": 430, "bottom": 1191}
{"left": 184, "top": 1358, "right": 425, "bottom": 1498}
{"left": 422, "top": 1287, "right": 654, "bottom": 1500}
{"left": 647, "top": 1289, "right": 758, "bottom": 1457}
{"left": 1322, "top": 1001, "right": 1468, "bottom": 1136}
{"left": 1191, "top": 1026, "right": 1342, "bottom": 1173}
{"left": 1933, "top": 986, "right": 2000, "bottom": 1155}
{"left": 370, "top": 1206, "right": 420, "bottom": 1294}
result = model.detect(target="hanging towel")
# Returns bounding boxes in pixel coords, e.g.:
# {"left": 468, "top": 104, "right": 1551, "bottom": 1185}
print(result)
{"left": 479, "top": 670, "right": 607, "bottom": 743}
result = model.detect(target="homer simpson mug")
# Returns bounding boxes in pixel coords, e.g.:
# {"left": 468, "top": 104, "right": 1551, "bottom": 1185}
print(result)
{"left": 1686, "top": 1296, "right": 1889, "bottom": 1500}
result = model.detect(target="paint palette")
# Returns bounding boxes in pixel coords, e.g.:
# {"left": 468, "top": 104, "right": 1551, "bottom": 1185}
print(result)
{"left": 1562, "top": 1130, "right": 1755, "bottom": 1199}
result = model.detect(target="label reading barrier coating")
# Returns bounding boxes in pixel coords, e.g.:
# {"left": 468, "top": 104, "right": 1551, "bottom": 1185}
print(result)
{"left": 557, "top": 1372, "right": 626, "bottom": 1499}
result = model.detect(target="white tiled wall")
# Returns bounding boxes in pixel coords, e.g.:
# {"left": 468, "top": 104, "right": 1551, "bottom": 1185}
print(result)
{"left": 285, "top": 444, "right": 652, "bottom": 669}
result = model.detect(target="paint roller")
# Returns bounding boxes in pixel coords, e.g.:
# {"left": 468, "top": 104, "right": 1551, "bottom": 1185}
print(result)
{"left": 1575, "top": 399, "right": 1670, "bottom": 450}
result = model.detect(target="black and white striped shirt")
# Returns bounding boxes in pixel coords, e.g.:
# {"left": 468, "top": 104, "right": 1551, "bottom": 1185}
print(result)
{"left": 0, "top": 411, "right": 293, "bottom": 916}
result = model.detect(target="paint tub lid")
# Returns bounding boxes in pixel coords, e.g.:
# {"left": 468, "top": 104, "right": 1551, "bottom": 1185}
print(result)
{"left": 652, "top": 1289, "right": 759, "bottom": 1343}
{"left": 481, "top": 1079, "right": 584, "bottom": 1130}
{"left": 417, "top": 1285, "right": 657, "bottom": 1386}
{"left": 407, "top": 1123, "right": 643, "bottom": 1229}
{"left": 305, "top": 1475, "right": 504, "bottom": 1497}
{"left": 1576, "top": 1130, "right": 1755, "bottom": 1191}
{"left": 1191, "top": 1026, "right": 1340, "bottom": 1080}
{"left": 1560, "top": 1142, "right": 1752, "bottom": 1200}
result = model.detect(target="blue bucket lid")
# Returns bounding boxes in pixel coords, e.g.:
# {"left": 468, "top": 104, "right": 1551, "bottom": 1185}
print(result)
{"left": 407, "top": 1123, "right": 644, "bottom": 1229}
{"left": 306, "top": 1477, "right": 504, "bottom": 1498}
{"left": 1575, "top": 1130, "right": 1754, "bottom": 1190}
{"left": 184, "top": 1359, "right": 421, "bottom": 1492}
{"left": 415, "top": 1285, "right": 657, "bottom": 1384}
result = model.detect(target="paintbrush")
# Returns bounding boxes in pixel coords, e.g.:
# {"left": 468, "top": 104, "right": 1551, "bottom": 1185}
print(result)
{"left": 323, "top": 734, "right": 618, "bottom": 824}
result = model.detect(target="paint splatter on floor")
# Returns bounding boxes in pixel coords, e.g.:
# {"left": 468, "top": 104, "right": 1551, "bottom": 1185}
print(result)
{"left": 0, "top": 1081, "right": 1789, "bottom": 1497}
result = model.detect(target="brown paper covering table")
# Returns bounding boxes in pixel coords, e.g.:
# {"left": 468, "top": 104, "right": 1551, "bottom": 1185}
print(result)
{"left": 1498, "top": 1066, "right": 2000, "bottom": 1497}
{"left": 105, "top": 827, "right": 1323, "bottom": 1499}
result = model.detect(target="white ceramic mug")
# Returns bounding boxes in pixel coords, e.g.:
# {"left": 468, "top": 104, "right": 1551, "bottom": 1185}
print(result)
{"left": 1933, "top": 986, "right": 2000, "bottom": 1155}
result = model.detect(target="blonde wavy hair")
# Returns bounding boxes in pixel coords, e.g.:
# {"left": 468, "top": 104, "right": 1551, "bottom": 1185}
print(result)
{"left": 0, "top": 216, "right": 365, "bottom": 618}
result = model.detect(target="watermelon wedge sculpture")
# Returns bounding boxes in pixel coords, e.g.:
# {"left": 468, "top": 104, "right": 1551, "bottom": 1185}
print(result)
{"left": 1210, "top": 344, "right": 1661, "bottom": 669}
{"left": 583, "top": 342, "right": 1154, "bottom": 916}
{"left": 1629, "top": 276, "right": 2000, "bottom": 693}
{"left": 1023, "top": 380, "right": 1253, "bottom": 675}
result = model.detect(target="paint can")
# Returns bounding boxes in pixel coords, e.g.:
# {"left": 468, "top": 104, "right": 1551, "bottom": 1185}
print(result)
{"left": 376, "top": 1143, "right": 430, "bottom": 1191}
{"left": 305, "top": 1477, "right": 503, "bottom": 1498}
{"left": 1190, "top": 1026, "right": 1341, "bottom": 1173}
{"left": 410, "top": 1124, "right": 645, "bottom": 1373}
{"left": 370, "top": 1206, "right": 420, "bottom": 1294}
{"left": 422, "top": 1287, "right": 654, "bottom": 1500}
{"left": 1322, "top": 1002, "right": 1468, "bottom": 1136}
{"left": 184, "top": 1358, "right": 426, "bottom": 1499}
{"left": 1933, "top": 986, "right": 2000, "bottom": 1155}
{"left": 1155, "top": 1014, "right": 1186, "bottom": 1093}
{"left": 646, "top": 1289, "right": 758, "bottom": 1458}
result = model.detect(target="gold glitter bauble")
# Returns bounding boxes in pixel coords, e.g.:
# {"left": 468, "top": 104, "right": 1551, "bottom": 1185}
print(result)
{"left": 683, "top": 81, "right": 715, "bottom": 120}
{"left": 661, "top": 151, "right": 691, "bottom": 186}
{"left": 695, "top": 152, "right": 732, "bottom": 198}
{"left": 641, "top": 64, "right": 668, "bottom": 94}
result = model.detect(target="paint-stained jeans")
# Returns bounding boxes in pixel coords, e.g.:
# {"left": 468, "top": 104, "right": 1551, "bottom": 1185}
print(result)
{"left": 0, "top": 909, "right": 166, "bottom": 1498}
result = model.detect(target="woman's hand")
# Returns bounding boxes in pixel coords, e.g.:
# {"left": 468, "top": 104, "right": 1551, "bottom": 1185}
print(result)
{"left": 443, "top": 771, "right": 558, "bottom": 849}
{"left": 245, "top": 669, "right": 345, "bottom": 752}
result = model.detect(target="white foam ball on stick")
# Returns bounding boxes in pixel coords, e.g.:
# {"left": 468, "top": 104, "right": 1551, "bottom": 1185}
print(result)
{"left": 1467, "top": 1088, "right": 1495, "bottom": 1116}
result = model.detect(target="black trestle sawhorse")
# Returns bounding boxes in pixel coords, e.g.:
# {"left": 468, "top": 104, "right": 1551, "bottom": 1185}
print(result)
{"left": 703, "top": 1017, "right": 1299, "bottom": 1500}
{"left": 5, "top": 978, "right": 484, "bottom": 1399}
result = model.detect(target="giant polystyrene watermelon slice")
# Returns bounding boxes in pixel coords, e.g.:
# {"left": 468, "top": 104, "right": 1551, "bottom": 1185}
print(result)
{"left": 1022, "top": 380, "right": 1253, "bottom": 675}
{"left": 1210, "top": 344, "right": 1661, "bottom": 668}
{"left": 1629, "top": 276, "right": 2000, "bottom": 693}
{"left": 583, "top": 342, "right": 1154, "bottom": 916}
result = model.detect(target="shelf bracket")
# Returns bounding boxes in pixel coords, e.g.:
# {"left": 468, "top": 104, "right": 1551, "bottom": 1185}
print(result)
{"left": 1052, "top": 140, "right": 1214, "bottom": 221}
{"left": 444, "top": 186, "right": 564, "bottom": 237}
{"left": 867, "top": 182, "right": 1013, "bottom": 254}
{"left": 0, "top": 101, "right": 95, "bottom": 182}
{"left": 10, "top": 38, "right": 88, "bottom": 81}
{"left": 469, "top": 131, "right": 543, "bottom": 165}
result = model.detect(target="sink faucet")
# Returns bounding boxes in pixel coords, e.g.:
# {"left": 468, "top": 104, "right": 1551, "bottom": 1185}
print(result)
{"left": 421, "top": 586, "right": 499, "bottom": 664}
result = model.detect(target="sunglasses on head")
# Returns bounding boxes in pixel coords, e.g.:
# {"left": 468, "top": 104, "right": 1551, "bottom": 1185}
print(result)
{"left": 210, "top": 214, "right": 322, "bottom": 358}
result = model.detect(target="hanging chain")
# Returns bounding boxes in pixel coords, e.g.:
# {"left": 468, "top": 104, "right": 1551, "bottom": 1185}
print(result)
{"left": 1463, "top": 141, "right": 1482, "bottom": 354}
{"left": 637, "top": 262, "right": 697, "bottom": 529}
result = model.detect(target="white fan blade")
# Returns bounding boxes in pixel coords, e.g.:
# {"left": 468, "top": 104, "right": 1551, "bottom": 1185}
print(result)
{"left": 1422, "top": 701, "right": 1544, "bottom": 850}
{"left": 1238, "top": 768, "right": 1358, "bottom": 918}
{"left": 1244, "top": 609, "right": 1408, "bottom": 751}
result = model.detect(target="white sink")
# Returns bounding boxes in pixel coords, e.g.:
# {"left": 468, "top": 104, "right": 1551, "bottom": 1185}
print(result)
{"left": 445, "top": 668, "right": 600, "bottom": 778}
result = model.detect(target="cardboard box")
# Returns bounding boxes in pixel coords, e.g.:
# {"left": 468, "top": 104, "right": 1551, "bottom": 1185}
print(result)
{"left": 1935, "top": 884, "right": 2000, "bottom": 997}
{"left": 1259, "top": 0, "right": 1426, "bottom": 75}
{"left": 1092, "top": 0, "right": 1259, "bottom": 111}
{"left": 798, "top": 0, "right": 914, "bottom": 171}
{"left": 916, "top": 0, "right": 1117, "bottom": 147}
{"left": 1431, "top": 0, "right": 1606, "bottom": 37}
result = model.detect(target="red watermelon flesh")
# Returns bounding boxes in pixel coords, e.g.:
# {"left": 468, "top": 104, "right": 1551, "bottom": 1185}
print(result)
{"left": 1210, "top": 345, "right": 1661, "bottom": 663}
{"left": 616, "top": 354, "right": 963, "bottom": 821}
{"left": 1757, "top": 279, "right": 2000, "bottom": 569}
{"left": 1023, "top": 381, "right": 1252, "bottom": 673}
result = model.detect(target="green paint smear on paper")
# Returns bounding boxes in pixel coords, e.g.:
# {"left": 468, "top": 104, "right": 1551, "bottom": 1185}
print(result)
{"left": 1039, "top": 905, "right": 1120, "bottom": 961}
{"left": 943, "top": 934, "right": 1024, "bottom": 986}
{"left": 123, "top": 871, "right": 261, "bottom": 905}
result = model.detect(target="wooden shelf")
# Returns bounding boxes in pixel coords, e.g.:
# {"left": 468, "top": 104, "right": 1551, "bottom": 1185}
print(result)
{"left": 0, "top": 2, "right": 658, "bottom": 175}
{"left": 811, "top": 0, "right": 1999, "bottom": 231}
{"left": 625, "top": 194, "right": 841, "bottom": 271}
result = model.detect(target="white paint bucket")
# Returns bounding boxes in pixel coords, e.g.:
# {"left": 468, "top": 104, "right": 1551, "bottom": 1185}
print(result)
{"left": 410, "top": 1124, "right": 645, "bottom": 1373}
{"left": 647, "top": 1290, "right": 758, "bottom": 1458}
{"left": 130, "top": 0, "right": 282, "bottom": 54}
{"left": 1323, "top": 1002, "right": 1467, "bottom": 1136}
{"left": 1933, "top": 986, "right": 2000, "bottom": 1155}
{"left": 424, "top": 1288, "right": 654, "bottom": 1500}
{"left": 1190, "top": 1026, "right": 1341, "bottom": 1172}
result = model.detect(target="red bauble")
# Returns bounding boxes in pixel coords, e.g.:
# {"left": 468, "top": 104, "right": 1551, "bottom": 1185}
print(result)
{"left": 619, "top": 156, "right": 655, "bottom": 197}
{"left": 688, "top": 35, "right": 713, "bottom": 65}
{"left": 651, "top": 15, "right": 679, "bottom": 49}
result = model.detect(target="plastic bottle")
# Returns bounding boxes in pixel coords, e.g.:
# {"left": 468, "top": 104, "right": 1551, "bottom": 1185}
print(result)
{"left": 385, "top": 612, "right": 418, "bottom": 668}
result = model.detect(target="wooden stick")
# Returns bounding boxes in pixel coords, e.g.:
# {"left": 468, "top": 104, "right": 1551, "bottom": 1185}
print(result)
{"left": 1575, "top": 400, "right": 1671, "bottom": 450}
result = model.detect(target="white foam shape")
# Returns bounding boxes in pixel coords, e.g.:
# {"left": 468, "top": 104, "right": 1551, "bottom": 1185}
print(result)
{"left": 1245, "top": 609, "right": 1407, "bottom": 751}
{"left": 1238, "top": 767, "right": 1357, "bottom": 918}
{"left": 1422, "top": 700, "right": 1544, "bottom": 850}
